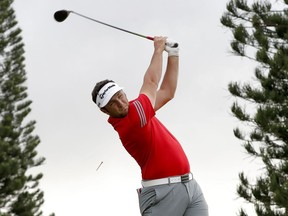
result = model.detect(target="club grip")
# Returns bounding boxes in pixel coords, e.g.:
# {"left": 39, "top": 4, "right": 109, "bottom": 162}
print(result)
{"left": 146, "top": 36, "right": 178, "bottom": 48}
{"left": 146, "top": 36, "right": 154, "bottom": 41}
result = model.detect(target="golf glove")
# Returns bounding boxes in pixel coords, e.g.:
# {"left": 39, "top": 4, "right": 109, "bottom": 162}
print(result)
{"left": 165, "top": 39, "right": 179, "bottom": 57}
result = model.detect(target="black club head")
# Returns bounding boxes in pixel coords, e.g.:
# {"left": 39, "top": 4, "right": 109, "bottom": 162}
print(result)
{"left": 54, "top": 10, "right": 70, "bottom": 22}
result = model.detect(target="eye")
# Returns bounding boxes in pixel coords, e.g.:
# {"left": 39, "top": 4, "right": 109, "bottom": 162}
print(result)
{"left": 108, "top": 101, "right": 115, "bottom": 107}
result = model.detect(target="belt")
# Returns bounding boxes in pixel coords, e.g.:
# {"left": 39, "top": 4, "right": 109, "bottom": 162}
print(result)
{"left": 141, "top": 172, "right": 193, "bottom": 187}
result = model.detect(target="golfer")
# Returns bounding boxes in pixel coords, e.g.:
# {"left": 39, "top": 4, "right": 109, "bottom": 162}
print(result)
{"left": 92, "top": 36, "right": 208, "bottom": 216}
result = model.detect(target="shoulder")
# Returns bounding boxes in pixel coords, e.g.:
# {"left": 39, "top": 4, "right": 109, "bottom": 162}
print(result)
{"left": 131, "top": 94, "right": 154, "bottom": 112}
{"left": 109, "top": 94, "right": 155, "bottom": 127}
{"left": 132, "top": 94, "right": 151, "bottom": 105}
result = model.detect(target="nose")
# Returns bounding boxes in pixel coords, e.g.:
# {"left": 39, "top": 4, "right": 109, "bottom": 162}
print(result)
{"left": 116, "top": 99, "right": 125, "bottom": 108}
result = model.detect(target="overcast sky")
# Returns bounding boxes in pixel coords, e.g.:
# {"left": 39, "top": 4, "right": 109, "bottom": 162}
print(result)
{"left": 11, "top": 0, "right": 277, "bottom": 215}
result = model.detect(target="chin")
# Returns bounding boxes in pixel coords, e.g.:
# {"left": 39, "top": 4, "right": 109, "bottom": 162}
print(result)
{"left": 112, "top": 106, "right": 129, "bottom": 118}
{"left": 119, "top": 111, "right": 128, "bottom": 118}
{"left": 112, "top": 111, "right": 128, "bottom": 118}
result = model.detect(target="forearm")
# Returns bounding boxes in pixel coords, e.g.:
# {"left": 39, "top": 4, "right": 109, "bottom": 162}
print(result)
{"left": 154, "top": 56, "right": 179, "bottom": 111}
{"left": 139, "top": 36, "right": 166, "bottom": 107}
{"left": 143, "top": 50, "right": 163, "bottom": 88}
{"left": 159, "top": 56, "right": 179, "bottom": 98}
{"left": 140, "top": 49, "right": 164, "bottom": 107}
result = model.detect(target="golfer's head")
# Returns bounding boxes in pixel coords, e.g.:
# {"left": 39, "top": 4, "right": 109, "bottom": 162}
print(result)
{"left": 92, "top": 79, "right": 129, "bottom": 117}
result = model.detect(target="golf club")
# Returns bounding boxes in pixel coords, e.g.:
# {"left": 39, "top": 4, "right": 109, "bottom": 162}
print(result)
{"left": 54, "top": 10, "right": 178, "bottom": 48}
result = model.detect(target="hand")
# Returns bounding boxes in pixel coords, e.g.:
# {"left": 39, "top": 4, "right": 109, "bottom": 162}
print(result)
{"left": 165, "top": 38, "right": 179, "bottom": 57}
{"left": 154, "top": 36, "right": 167, "bottom": 53}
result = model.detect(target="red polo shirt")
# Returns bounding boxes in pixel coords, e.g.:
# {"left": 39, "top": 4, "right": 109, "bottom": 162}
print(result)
{"left": 108, "top": 94, "right": 190, "bottom": 180}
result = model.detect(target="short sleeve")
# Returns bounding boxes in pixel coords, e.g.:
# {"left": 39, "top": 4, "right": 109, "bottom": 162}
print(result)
{"left": 131, "top": 94, "right": 155, "bottom": 128}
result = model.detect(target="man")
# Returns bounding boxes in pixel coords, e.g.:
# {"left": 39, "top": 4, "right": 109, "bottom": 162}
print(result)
{"left": 91, "top": 36, "right": 208, "bottom": 216}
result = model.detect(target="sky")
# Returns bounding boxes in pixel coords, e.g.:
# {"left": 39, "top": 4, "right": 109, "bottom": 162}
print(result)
{"left": 10, "top": 0, "right": 278, "bottom": 215}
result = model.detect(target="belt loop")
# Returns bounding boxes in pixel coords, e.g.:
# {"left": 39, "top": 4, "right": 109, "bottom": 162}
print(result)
{"left": 137, "top": 188, "right": 142, "bottom": 194}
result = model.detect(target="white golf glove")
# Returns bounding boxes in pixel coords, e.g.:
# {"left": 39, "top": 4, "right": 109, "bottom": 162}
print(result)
{"left": 165, "top": 39, "right": 179, "bottom": 57}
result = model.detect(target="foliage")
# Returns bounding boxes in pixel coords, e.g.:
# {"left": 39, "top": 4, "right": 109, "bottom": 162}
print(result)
{"left": 0, "top": 0, "right": 53, "bottom": 215}
{"left": 221, "top": 0, "right": 288, "bottom": 215}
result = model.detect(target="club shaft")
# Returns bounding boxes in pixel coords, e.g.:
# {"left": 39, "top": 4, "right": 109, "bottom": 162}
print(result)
{"left": 71, "top": 11, "right": 154, "bottom": 41}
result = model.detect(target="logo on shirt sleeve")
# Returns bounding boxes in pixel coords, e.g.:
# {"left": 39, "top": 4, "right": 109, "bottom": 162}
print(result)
{"left": 133, "top": 100, "right": 147, "bottom": 127}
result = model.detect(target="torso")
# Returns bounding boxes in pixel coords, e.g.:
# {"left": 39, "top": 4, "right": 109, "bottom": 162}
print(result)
{"left": 108, "top": 94, "right": 190, "bottom": 180}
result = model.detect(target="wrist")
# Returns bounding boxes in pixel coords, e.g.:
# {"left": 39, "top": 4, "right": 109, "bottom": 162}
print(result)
{"left": 168, "top": 52, "right": 179, "bottom": 57}
{"left": 154, "top": 49, "right": 163, "bottom": 55}
{"left": 167, "top": 49, "right": 179, "bottom": 57}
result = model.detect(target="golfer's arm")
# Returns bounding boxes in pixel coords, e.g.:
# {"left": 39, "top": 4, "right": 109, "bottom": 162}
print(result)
{"left": 154, "top": 56, "right": 179, "bottom": 111}
{"left": 140, "top": 50, "right": 163, "bottom": 107}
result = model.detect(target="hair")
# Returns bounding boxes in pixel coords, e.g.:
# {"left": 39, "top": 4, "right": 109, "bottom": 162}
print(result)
{"left": 91, "top": 79, "right": 114, "bottom": 104}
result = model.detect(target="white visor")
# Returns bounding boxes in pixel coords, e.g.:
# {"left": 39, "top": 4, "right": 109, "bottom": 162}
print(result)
{"left": 96, "top": 82, "right": 123, "bottom": 108}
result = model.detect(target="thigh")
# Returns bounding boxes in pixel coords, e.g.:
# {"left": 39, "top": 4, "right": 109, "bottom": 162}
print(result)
{"left": 184, "top": 180, "right": 209, "bottom": 216}
{"left": 184, "top": 201, "right": 209, "bottom": 216}
{"left": 137, "top": 186, "right": 156, "bottom": 216}
{"left": 138, "top": 184, "right": 189, "bottom": 216}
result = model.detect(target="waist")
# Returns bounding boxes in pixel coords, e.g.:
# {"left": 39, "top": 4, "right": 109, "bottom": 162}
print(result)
{"left": 141, "top": 160, "right": 190, "bottom": 180}
{"left": 141, "top": 172, "right": 193, "bottom": 187}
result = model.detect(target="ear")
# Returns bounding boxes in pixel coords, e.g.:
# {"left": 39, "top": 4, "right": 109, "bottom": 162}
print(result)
{"left": 100, "top": 107, "right": 110, "bottom": 115}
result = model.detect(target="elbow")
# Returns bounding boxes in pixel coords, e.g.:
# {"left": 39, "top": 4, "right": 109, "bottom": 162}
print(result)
{"left": 168, "top": 94, "right": 175, "bottom": 102}
{"left": 167, "top": 92, "right": 175, "bottom": 101}
{"left": 164, "top": 91, "right": 175, "bottom": 103}
{"left": 143, "top": 76, "right": 159, "bottom": 89}
{"left": 158, "top": 87, "right": 176, "bottom": 103}
{"left": 167, "top": 86, "right": 177, "bottom": 101}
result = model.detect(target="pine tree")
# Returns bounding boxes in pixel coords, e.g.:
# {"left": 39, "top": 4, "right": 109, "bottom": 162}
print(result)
{"left": 221, "top": 0, "right": 288, "bottom": 215}
{"left": 0, "top": 1, "right": 53, "bottom": 215}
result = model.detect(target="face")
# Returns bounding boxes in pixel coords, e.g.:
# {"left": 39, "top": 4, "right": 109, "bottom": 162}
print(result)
{"left": 101, "top": 90, "right": 129, "bottom": 118}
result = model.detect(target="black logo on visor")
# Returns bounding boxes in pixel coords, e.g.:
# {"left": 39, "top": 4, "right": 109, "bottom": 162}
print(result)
{"left": 99, "top": 84, "right": 116, "bottom": 99}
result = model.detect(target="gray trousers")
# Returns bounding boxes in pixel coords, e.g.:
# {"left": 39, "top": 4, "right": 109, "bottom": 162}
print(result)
{"left": 137, "top": 179, "right": 208, "bottom": 216}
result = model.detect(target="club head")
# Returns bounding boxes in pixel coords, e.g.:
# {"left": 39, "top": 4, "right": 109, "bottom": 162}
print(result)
{"left": 54, "top": 10, "right": 71, "bottom": 22}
